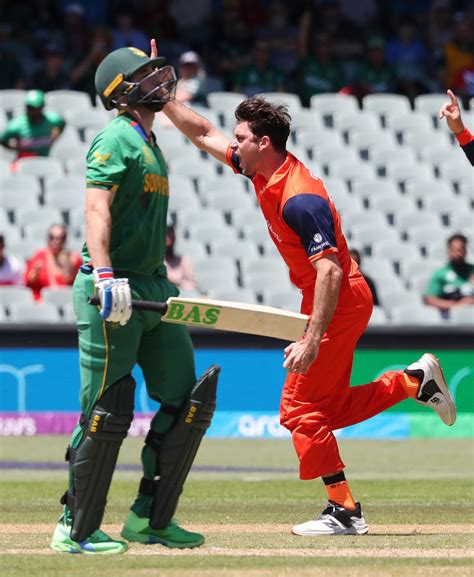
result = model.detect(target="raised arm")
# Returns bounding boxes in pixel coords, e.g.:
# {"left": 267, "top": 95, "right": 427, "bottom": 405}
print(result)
{"left": 150, "top": 38, "right": 231, "bottom": 163}
{"left": 163, "top": 99, "right": 231, "bottom": 164}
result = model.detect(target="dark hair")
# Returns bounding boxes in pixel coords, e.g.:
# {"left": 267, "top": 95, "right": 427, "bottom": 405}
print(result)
{"left": 234, "top": 97, "right": 291, "bottom": 153}
{"left": 0, "top": 234, "right": 4, "bottom": 244}
{"left": 448, "top": 233, "right": 467, "bottom": 246}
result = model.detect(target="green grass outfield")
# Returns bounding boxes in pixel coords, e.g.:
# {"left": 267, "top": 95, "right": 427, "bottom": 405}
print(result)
{"left": 0, "top": 437, "right": 473, "bottom": 577}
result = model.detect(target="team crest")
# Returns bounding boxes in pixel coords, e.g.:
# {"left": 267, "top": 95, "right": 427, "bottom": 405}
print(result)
{"left": 128, "top": 47, "right": 147, "bottom": 58}
{"left": 142, "top": 145, "right": 154, "bottom": 165}
{"left": 93, "top": 151, "right": 111, "bottom": 165}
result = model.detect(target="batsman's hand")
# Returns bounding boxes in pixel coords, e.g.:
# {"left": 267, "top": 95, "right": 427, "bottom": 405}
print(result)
{"left": 93, "top": 267, "right": 132, "bottom": 325}
{"left": 438, "top": 89, "right": 464, "bottom": 135}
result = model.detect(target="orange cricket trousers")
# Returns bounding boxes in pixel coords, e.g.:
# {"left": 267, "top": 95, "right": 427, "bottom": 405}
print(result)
{"left": 280, "top": 274, "right": 409, "bottom": 480}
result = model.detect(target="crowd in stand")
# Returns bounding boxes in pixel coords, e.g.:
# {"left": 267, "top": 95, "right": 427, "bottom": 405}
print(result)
{"left": 1, "top": 0, "right": 473, "bottom": 106}
{"left": 1, "top": 0, "right": 473, "bottom": 320}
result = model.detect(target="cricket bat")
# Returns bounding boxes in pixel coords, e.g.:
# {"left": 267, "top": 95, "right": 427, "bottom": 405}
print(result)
{"left": 88, "top": 296, "right": 308, "bottom": 341}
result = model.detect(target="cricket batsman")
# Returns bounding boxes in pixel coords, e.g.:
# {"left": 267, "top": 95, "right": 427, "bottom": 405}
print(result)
{"left": 50, "top": 46, "right": 219, "bottom": 555}
{"left": 156, "top": 37, "right": 457, "bottom": 535}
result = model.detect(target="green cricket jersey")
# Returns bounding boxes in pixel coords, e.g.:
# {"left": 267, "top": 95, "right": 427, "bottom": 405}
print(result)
{"left": 0, "top": 111, "right": 65, "bottom": 155}
{"left": 84, "top": 112, "right": 169, "bottom": 277}
{"left": 426, "top": 262, "right": 474, "bottom": 300}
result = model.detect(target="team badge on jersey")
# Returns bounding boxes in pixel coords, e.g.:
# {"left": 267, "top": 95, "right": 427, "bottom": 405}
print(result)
{"left": 93, "top": 151, "right": 111, "bottom": 165}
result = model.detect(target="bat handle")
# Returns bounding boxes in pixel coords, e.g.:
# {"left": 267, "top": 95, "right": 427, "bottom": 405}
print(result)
{"left": 87, "top": 296, "right": 168, "bottom": 314}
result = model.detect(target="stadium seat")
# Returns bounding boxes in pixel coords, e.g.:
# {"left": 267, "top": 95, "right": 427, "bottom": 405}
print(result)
{"left": 242, "top": 269, "right": 292, "bottom": 296}
{"left": 449, "top": 306, "right": 474, "bottom": 326}
{"left": 180, "top": 208, "right": 226, "bottom": 231}
{"left": 437, "top": 158, "right": 473, "bottom": 183}
{"left": 50, "top": 143, "right": 90, "bottom": 171}
{"left": 195, "top": 271, "right": 239, "bottom": 294}
{"left": 173, "top": 238, "right": 208, "bottom": 261}
{"left": 450, "top": 213, "right": 474, "bottom": 234}
{"left": 368, "top": 306, "right": 389, "bottom": 326}
{"left": 200, "top": 175, "right": 248, "bottom": 200}
{"left": 167, "top": 156, "right": 220, "bottom": 181}
{"left": 363, "top": 93, "right": 411, "bottom": 126}
{"left": 208, "top": 287, "right": 258, "bottom": 304}
{"left": 186, "top": 223, "right": 236, "bottom": 245}
{"left": 378, "top": 287, "right": 419, "bottom": 312}
{"left": 0, "top": 89, "right": 27, "bottom": 115}
{"left": 258, "top": 92, "right": 302, "bottom": 114}
{"left": 334, "top": 111, "right": 381, "bottom": 136}
{"left": 290, "top": 109, "right": 324, "bottom": 134}
{"left": 210, "top": 239, "right": 260, "bottom": 261}
{"left": 360, "top": 257, "right": 396, "bottom": 283}
{"left": 331, "top": 193, "right": 364, "bottom": 218}
{"left": 368, "top": 194, "right": 418, "bottom": 226}
{"left": 193, "top": 256, "right": 238, "bottom": 282}
{"left": 371, "top": 239, "right": 416, "bottom": 264}
{"left": 240, "top": 256, "right": 288, "bottom": 280}
{"left": 370, "top": 146, "right": 416, "bottom": 175}
{"left": 413, "top": 93, "right": 449, "bottom": 122}
{"left": 390, "top": 303, "right": 445, "bottom": 325}
{"left": 0, "top": 174, "right": 42, "bottom": 208}
{"left": 401, "top": 213, "right": 444, "bottom": 239}
{"left": 384, "top": 160, "right": 433, "bottom": 188}
{"left": 67, "top": 156, "right": 87, "bottom": 176}
{"left": 310, "top": 93, "right": 359, "bottom": 126}
{"left": 351, "top": 178, "right": 400, "bottom": 203}
{"left": 344, "top": 209, "right": 388, "bottom": 230}
{"left": 300, "top": 128, "right": 345, "bottom": 156}
{"left": 403, "top": 129, "right": 452, "bottom": 155}
{"left": 386, "top": 112, "right": 435, "bottom": 141}
{"left": 41, "top": 286, "right": 74, "bottom": 310}
{"left": 15, "top": 157, "right": 63, "bottom": 181}
{"left": 66, "top": 108, "right": 110, "bottom": 132}
{"left": 405, "top": 179, "right": 454, "bottom": 205}
{"left": 263, "top": 288, "right": 301, "bottom": 312}
{"left": 206, "top": 194, "right": 255, "bottom": 218}
{"left": 46, "top": 90, "right": 93, "bottom": 117}
{"left": 43, "top": 175, "right": 86, "bottom": 210}
{"left": 325, "top": 159, "right": 376, "bottom": 184}
{"left": 1, "top": 226, "right": 22, "bottom": 245}
{"left": 399, "top": 257, "right": 439, "bottom": 285}
{"left": 8, "top": 302, "right": 62, "bottom": 323}
{"left": 16, "top": 206, "right": 63, "bottom": 231}
{"left": 168, "top": 174, "right": 197, "bottom": 196}
{"left": 207, "top": 91, "right": 246, "bottom": 117}
{"left": 169, "top": 188, "right": 202, "bottom": 217}
{"left": 62, "top": 302, "right": 77, "bottom": 323}
{"left": 348, "top": 129, "right": 398, "bottom": 159}
{"left": 0, "top": 286, "right": 35, "bottom": 313}
{"left": 349, "top": 222, "right": 400, "bottom": 251}
{"left": 422, "top": 196, "right": 470, "bottom": 227}
{"left": 314, "top": 146, "right": 359, "bottom": 170}
{"left": 407, "top": 224, "right": 448, "bottom": 254}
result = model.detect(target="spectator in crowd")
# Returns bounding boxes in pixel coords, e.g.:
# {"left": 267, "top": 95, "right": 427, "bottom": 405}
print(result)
{"left": 352, "top": 36, "right": 397, "bottom": 100}
{"left": 62, "top": 2, "right": 90, "bottom": 65}
{"left": 164, "top": 224, "right": 199, "bottom": 293}
{"left": 424, "top": 233, "right": 474, "bottom": 317}
{"left": 111, "top": 10, "right": 149, "bottom": 53}
{"left": 298, "top": 1, "right": 365, "bottom": 68}
{"left": 0, "top": 90, "right": 65, "bottom": 165}
{"left": 443, "top": 14, "right": 473, "bottom": 87}
{"left": 233, "top": 40, "right": 284, "bottom": 97}
{"left": 70, "top": 25, "right": 113, "bottom": 102}
{"left": 439, "top": 89, "right": 474, "bottom": 165}
{"left": 256, "top": 0, "right": 299, "bottom": 77}
{"left": 297, "top": 32, "right": 345, "bottom": 106}
{"left": 0, "top": 26, "right": 26, "bottom": 89}
{"left": 349, "top": 249, "right": 380, "bottom": 306}
{"left": 387, "top": 17, "right": 435, "bottom": 101}
{"left": 428, "top": 0, "right": 454, "bottom": 61}
{"left": 30, "top": 43, "right": 71, "bottom": 92}
{"left": 0, "top": 234, "right": 23, "bottom": 286}
{"left": 175, "top": 51, "right": 208, "bottom": 106}
{"left": 24, "top": 224, "right": 82, "bottom": 301}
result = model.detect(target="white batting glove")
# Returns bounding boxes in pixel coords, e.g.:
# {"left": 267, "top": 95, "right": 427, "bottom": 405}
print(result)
{"left": 93, "top": 267, "right": 132, "bottom": 326}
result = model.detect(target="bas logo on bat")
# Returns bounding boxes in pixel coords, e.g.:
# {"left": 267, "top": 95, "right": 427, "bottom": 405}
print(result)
{"left": 165, "top": 302, "right": 221, "bottom": 326}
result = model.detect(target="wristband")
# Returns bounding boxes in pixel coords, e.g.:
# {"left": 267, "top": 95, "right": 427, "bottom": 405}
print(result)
{"left": 455, "top": 128, "right": 473, "bottom": 147}
{"left": 93, "top": 267, "right": 114, "bottom": 283}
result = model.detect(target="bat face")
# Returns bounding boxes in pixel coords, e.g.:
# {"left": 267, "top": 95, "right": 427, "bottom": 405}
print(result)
{"left": 162, "top": 297, "right": 308, "bottom": 341}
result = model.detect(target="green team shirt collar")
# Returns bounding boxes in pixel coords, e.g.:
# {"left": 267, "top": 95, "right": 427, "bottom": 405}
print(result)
{"left": 118, "top": 111, "right": 154, "bottom": 144}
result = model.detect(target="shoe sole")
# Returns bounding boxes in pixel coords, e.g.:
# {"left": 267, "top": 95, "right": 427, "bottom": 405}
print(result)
{"left": 120, "top": 528, "right": 204, "bottom": 549}
{"left": 51, "top": 542, "right": 127, "bottom": 555}
{"left": 417, "top": 353, "right": 456, "bottom": 426}
{"left": 292, "top": 526, "right": 369, "bottom": 536}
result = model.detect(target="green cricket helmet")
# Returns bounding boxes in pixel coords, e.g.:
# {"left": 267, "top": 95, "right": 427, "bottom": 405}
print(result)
{"left": 95, "top": 46, "right": 177, "bottom": 112}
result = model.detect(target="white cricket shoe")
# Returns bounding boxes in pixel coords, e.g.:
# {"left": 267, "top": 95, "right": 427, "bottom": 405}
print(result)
{"left": 405, "top": 353, "right": 456, "bottom": 426}
{"left": 292, "top": 501, "right": 368, "bottom": 536}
